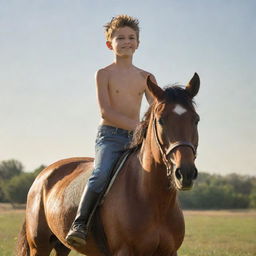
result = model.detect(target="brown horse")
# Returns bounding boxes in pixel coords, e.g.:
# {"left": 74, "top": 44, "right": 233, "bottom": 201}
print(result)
{"left": 17, "top": 73, "right": 200, "bottom": 256}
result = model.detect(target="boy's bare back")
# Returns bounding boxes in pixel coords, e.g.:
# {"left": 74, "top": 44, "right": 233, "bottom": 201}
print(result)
{"left": 96, "top": 63, "right": 154, "bottom": 131}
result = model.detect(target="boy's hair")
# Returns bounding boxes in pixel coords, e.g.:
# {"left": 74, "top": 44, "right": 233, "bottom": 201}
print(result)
{"left": 104, "top": 15, "right": 140, "bottom": 41}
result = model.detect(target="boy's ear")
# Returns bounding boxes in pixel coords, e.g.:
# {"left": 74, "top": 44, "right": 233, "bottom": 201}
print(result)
{"left": 106, "top": 41, "right": 113, "bottom": 50}
{"left": 185, "top": 73, "right": 200, "bottom": 98}
{"left": 147, "top": 75, "right": 165, "bottom": 101}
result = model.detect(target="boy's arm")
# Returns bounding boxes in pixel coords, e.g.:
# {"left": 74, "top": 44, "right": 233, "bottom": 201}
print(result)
{"left": 95, "top": 69, "right": 139, "bottom": 131}
{"left": 145, "top": 73, "right": 157, "bottom": 104}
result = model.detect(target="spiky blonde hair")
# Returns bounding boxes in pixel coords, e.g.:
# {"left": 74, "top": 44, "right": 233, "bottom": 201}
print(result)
{"left": 104, "top": 15, "right": 140, "bottom": 41}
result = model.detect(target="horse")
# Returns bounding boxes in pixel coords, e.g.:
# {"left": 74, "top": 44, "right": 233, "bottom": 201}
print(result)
{"left": 17, "top": 73, "right": 200, "bottom": 256}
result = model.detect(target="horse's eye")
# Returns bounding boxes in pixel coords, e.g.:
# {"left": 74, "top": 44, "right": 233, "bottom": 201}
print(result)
{"left": 158, "top": 118, "right": 164, "bottom": 126}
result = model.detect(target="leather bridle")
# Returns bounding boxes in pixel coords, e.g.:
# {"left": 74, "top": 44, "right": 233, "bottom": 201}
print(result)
{"left": 153, "top": 117, "right": 197, "bottom": 177}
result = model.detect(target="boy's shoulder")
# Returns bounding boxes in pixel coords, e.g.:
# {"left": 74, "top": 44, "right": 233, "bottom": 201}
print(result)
{"left": 95, "top": 64, "right": 112, "bottom": 75}
{"left": 96, "top": 64, "right": 153, "bottom": 74}
{"left": 135, "top": 66, "right": 155, "bottom": 79}
{"left": 95, "top": 64, "right": 156, "bottom": 83}
{"left": 94, "top": 65, "right": 113, "bottom": 83}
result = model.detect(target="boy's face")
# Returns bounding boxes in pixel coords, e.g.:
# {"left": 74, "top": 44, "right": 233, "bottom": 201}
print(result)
{"left": 106, "top": 26, "right": 139, "bottom": 57}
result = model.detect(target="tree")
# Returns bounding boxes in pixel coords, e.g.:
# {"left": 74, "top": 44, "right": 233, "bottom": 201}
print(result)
{"left": 225, "top": 173, "right": 253, "bottom": 195}
{"left": 179, "top": 172, "right": 254, "bottom": 209}
{"left": 4, "top": 173, "right": 35, "bottom": 204}
{"left": 0, "top": 179, "right": 7, "bottom": 202}
{"left": 249, "top": 187, "right": 256, "bottom": 208}
{"left": 0, "top": 159, "right": 24, "bottom": 180}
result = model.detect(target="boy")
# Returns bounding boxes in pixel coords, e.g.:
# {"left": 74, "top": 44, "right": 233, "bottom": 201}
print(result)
{"left": 66, "top": 14, "right": 157, "bottom": 247}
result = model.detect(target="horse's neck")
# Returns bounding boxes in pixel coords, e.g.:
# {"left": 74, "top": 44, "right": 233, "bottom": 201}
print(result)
{"left": 137, "top": 130, "right": 177, "bottom": 207}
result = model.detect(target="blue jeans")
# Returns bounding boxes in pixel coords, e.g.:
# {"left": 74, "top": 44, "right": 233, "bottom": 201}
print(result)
{"left": 87, "top": 125, "right": 133, "bottom": 193}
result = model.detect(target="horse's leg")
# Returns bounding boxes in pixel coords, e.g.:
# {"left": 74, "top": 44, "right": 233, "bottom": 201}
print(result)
{"left": 27, "top": 230, "right": 54, "bottom": 256}
{"left": 28, "top": 234, "right": 71, "bottom": 256}
{"left": 26, "top": 195, "right": 55, "bottom": 256}
{"left": 29, "top": 246, "right": 52, "bottom": 256}
{"left": 53, "top": 240, "right": 71, "bottom": 256}
{"left": 27, "top": 228, "right": 54, "bottom": 256}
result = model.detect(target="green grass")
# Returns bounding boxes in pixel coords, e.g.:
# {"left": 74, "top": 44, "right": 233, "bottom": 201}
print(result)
{"left": 0, "top": 207, "right": 255, "bottom": 256}
{"left": 179, "top": 212, "right": 256, "bottom": 256}
{"left": 0, "top": 211, "right": 24, "bottom": 256}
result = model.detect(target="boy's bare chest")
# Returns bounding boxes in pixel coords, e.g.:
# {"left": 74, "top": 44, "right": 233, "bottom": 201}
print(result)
{"left": 108, "top": 73, "right": 146, "bottom": 97}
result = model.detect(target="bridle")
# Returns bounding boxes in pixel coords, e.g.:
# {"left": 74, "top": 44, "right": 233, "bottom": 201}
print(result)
{"left": 153, "top": 117, "right": 197, "bottom": 177}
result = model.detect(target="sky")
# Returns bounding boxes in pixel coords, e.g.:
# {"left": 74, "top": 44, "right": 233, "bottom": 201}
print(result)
{"left": 1, "top": 0, "right": 255, "bottom": 176}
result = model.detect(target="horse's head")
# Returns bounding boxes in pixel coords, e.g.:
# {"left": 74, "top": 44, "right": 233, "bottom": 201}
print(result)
{"left": 147, "top": 73, "right": 200, "bottom": 190}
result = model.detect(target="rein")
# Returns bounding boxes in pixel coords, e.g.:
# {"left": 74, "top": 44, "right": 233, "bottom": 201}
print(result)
{"left": 153, "top": 117, "right": 197, "bottom": 177}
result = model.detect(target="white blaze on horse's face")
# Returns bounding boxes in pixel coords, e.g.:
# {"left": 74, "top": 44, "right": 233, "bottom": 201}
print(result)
{"left": 173, "top": 104, "right": 187, "bottom": 115}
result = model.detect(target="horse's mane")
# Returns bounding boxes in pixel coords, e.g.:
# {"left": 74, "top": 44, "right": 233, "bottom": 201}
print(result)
{"left": 129, "top": 85, "right": 196, "bottom": 149}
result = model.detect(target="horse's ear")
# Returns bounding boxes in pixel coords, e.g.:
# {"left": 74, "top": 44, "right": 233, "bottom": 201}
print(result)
{"left": 147, "top": 75, "right": 165, "bottom": 101}
{"left": 185, "top": 73, "right": 200, "bottom": 98}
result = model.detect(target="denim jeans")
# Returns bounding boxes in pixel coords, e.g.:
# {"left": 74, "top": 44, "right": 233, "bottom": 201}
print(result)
{"left": 87, "top": 125, "right": 133, "bottom": 193}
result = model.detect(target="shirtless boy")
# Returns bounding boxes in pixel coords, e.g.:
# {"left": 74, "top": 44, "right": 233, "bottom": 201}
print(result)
{"left": 66, "top": 14, "right": 157, "bottom": 247}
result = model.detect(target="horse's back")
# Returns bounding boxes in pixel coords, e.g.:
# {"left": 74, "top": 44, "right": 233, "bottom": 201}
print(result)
{"left": 27, "top": 157, "right": 94, "bottom": 208}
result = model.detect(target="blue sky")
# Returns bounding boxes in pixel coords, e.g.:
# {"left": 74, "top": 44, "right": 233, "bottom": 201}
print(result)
{"left": 1, "top": 0, "right": 255, "bottom": 175}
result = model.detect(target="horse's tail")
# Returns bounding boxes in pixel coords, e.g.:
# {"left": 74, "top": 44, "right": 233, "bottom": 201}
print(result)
{"left": 16, "top": 219, "right": 30, "bottom": 256}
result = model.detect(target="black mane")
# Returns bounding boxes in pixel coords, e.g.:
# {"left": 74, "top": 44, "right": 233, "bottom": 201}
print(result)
{"left": 129, "top": 85, "right": 196, "bottom": 149}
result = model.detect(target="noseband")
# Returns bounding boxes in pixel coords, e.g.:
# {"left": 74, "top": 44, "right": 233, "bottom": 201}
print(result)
{"left": 153, "top": 117, "right": 197, "bottom": 177}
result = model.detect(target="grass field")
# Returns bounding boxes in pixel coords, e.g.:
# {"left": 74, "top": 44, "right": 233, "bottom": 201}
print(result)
{"left": 0, "top": 204, "right": 255, "bottom": 256}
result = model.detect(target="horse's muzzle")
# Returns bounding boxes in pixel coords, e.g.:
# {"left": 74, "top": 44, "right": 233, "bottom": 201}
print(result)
{"left": 174, "top": 165, "right": 198, "bottom": 190}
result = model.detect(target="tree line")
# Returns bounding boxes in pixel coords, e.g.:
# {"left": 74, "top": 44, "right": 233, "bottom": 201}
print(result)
{"left": 179, "top": 172, "right": 256, "bottom": 209}
{"left": 0, "top": 159, "right": 255, "bottom": 209}
{"left": 0, "top": 159, "right": 45, "bottom": 205}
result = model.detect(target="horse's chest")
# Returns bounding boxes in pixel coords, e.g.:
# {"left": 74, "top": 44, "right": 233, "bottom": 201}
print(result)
{"left": 127, "top": 210, "right": 184, "bottom": 245}
{"left": 116, "top": 226, "right": 181, "bottom": 256}
{"left": 113, "top": 221, "right": 183, "bottom": 255}
{"left": 145, "top": 224, "right": 183, "bottom": 252}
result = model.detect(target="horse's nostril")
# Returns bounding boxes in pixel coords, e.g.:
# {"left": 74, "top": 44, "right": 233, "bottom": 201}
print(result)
{"left": 175, "top": 168, "right": 182, "bottom": 180}
{"left": 193, "top": 168, "right": 198, "bottom": 180}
